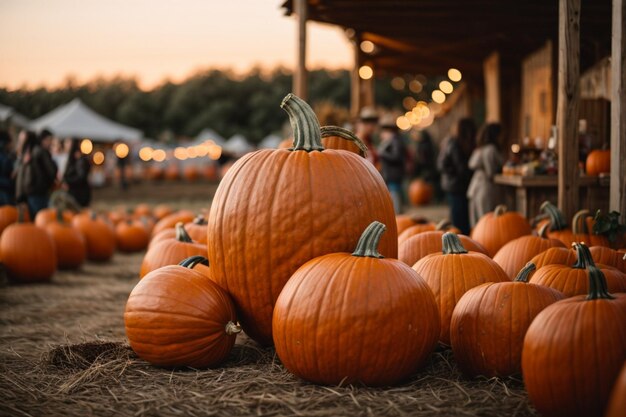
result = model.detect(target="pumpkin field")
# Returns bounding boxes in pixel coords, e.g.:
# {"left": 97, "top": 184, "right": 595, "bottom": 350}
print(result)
{"left": 1, "top": 96, "right": 625, "bottom": 417}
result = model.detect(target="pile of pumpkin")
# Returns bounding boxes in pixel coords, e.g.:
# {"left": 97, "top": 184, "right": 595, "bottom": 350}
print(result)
{"left": 0, "top": 200, "right": 202, "bottom": 282}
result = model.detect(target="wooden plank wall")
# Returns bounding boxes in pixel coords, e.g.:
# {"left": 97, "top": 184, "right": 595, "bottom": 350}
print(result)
{"left": 520, "top": 41, "right": 554, "bottom": 145}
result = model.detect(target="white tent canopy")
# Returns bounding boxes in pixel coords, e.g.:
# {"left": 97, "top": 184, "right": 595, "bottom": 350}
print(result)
{"left": 258, "top": 133, "right": 282, "bottom": 149}
{"left": 30, "top": 98, "right": 142, "bottom": 143}
{"left": 223, "top": 134, "right": 255, "bottom": 156}
{"left": 193, "top": 128, "right": 226, "bottom": 147}
{"left": 0, "top": 103, "right": 31, "bottom": 127}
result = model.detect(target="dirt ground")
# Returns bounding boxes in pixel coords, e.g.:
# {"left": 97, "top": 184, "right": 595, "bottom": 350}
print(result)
{"left": 0, "top": 182, "right": 537, "bottom": 417}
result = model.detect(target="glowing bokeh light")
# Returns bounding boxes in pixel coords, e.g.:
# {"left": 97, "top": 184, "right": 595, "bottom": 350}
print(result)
{"left": 391, "top": 77, "right": 405, "bottom": 90}
{"left": 152, "top": 149, "right": 166, "bottom": 162}
{"left": 80, "top": 139, "right": 93, "bottom": 154}
{"left": 431, "top": 90, "right": 446, "bottom": 104}
{"left": 360, "top": 40, "right": 375, "bottom": 53}
{"left": 359, "top": 65, "right": 373, "bottom": 80}
{"left": 396, "top": 116, "right": 411, "bottom": 131}
{"left": 402, "top": 96, "right": 417, "bottom": 110}
{"left": 139, "top": 147, "right": 153, "bottom": 161}
{"left": 448, "top": 68, "right": 462, "bottom": 82}
{"left": 93, "top": 151, "right": 105, "bottom": 165}
{"left": 409, "top": 80, "right": 423, "bottom": 94}
{"left": 114, "top": 143, "right": 129, "bottom": 158}
{"left": 439, "top": 80, "right": 453, "bottom": 94}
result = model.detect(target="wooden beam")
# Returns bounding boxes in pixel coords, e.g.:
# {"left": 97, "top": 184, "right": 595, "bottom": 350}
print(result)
{"left": 611, "top": 0, "right": 626, "bottom": 219}
{"left": 557, "top": 0, "right": 581, "bottom": 220}
{"left": 293, "top": 0, "right": 308, "bottom": 100}
{"left": 483, "top": 52, "right": 501, "bottom": 122}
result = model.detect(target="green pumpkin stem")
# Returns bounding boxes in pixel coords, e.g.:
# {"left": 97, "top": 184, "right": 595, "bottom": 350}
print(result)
{"left": 280, "top": 93, "right": 324, "bottom": 152}
{"left": 320, "top": 125, "right": 368, "bottom": 156}
{"left": 225, "top": 321, "right": 242, "bottom": 336}
{"left": 586, "top": 266, "right": 615, "bottom": 300}
{"left": 175, "top": 222, "right": 193, "bottom": 243}
{"left": 514, "top": 262, "right": 536, "bottom": 282}
{"left": 179, "top": 255, "right": 209, "bottom": 269}
{"left": 538, "top": 222, "right": 550, "bottom": 238}
{"left": 435, "top": 218, "right": 453, "bottom": 231}
{"left": 352, "top": 221, "right": 386, "bottom": 258}
{"left": 540, "top": 201, "right": 568, "bottom": 231}
{"left": 494, "top": 205, "right": 507, "bottom": 217}
{"left": 192, "top": 215, "right": 207, "bottom": 225}
{"left": 572, "top": 209, "right": 590, "bottom": 234}
{"left": 56, "top": 207, "right": 65, "bottom": 224}
{"left": 17, "top": 204, "right": 28, "bottom": 223}
{"left": 89, "top": 210, "right": 98, "bottom": 221}
{"left": 572, "top": 242, "right": 595, "bottom": 269}
{"left": 442, "top": 232, "right": 468, "bottom": 254}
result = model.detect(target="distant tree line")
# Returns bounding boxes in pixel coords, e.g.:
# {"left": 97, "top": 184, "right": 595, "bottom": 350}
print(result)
{"left": 0, "top": 69, "right": 409, "bottom": 143}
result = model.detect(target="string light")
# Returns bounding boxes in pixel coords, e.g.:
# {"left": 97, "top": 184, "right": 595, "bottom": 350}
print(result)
{"left": 391, "top": 77, "right": 405, "bottom": 90}
{"left": 359, "top": 65, "right": 373, "bottom": 80}
{"left": 396, "top": 116, "right": 411, "bottom": 130}
{"left": 439, "top": 81, "right": 454, "bottom": 94}
{"left": 360, "top": 40, "right": 375, "bottom": 53}
{"left": 448, "top": 68, "right": 462, "bottom": 82}
{"left": 152, "top": 149, "right": 166, "bottom": 162}
{"left": 93, "top": 151, "right": 105, "bottom": 165}
{"left": 431, "top": 90, "right": 446, "bottom": 104}
{"left": 80, "top": 139, "right": 93, "bottom": 154}
{"left": 139, "top": 147, "right": 153, "bottom": 161}
{"left": 114, "top": 143, "right": 129, "bottom": 158}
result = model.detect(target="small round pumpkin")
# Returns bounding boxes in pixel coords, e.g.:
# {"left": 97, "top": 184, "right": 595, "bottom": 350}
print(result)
{"left": 0, "top": 206, "right": 56, "bottom": 282}
{"left": 125, "top": 260, "right": 241, "bottom": 368}
{"left": 115, "top": 220, "right": 150, "bottom": 253}
{"left": 399, "top": 230, "right": 488, "bottom": 267}
{"left": 585, "top": 149, "right": 610, "bottom": 176}
{"left": 522, "top": 265, "right": 626, "bottom": 417}
{"left": 140, "top": 223, "right": 206, "bottom": 278}
{"left": 72, "top": 211, "right": 116, "bottom": 262}
{"left": 470, "top": 205, "right": 531, "bottom": 257}
{"left": 153, "top": 204, "right": 174, "bottom": 220}
{"left": 589, "top": 245, "right": 626, "bottom": 273}
{"left": 0, "top": 204, "right": 30, "bottom": 235}
{"left": 412, "top": 232, "right": 510, "bottom": 345}
{"left": 528, "top": 246, "right": 577, "bottom": 270}
{"left": 44, "top": 209, "right": 86, "bottom": 269}
{"left": 34, "top": 207, "right": 73, "bottom": 228}
{"left": 151, "top": 210, "right": 196, "bottom": 237}
{"left": 320, "top": 125, "right": 367, "bottom": 157}
{"left": 273, "top": 221, "right": 440, "bottom": 386}
{"left": 134, "top": 204, "right": 152, "bottom": 218}
{"left": 450, "top": 263, "right": 565, "bottom": 377}
{"left": 408, "top": 179, "right": 433, "bottom": 206}
{"left": 183, "top": 215, "right": 208, "bottom": 244}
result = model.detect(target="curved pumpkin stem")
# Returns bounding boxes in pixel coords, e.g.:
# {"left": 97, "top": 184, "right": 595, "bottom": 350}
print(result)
{"left": 540, "top": 201, "right": 568, "bottom": 231}
{"left": 494, "top": 205, "right": 507, "bottom": 217}
{"left": 56, "top": 207, "right": 65, "bottom": 224}
{"left": 280, "top": 93, "right": 324, "bottom": 152}
{"left": 572, "top": 242, "right": 595, "bottom": 269}
{"left": 320, "top": 125, "right": 368, "bottom": 156}
{"left": 192, "top": 215, "right": 207, "bottom": 225}
{"left": 179, "top": 255, "right": 209, "bottom": 269}
{"left": 225, "top": 321, "right": 242, "bottom": 335}
{"left": 537, "top": 222, "right": 551, "bottom": 238}
{"left": 435, "top": 219, "right": 453, "bottom": 231}
{"left": 514, "top": 262, "right": 536, "bottom": 283}
{"left": 586, "top": 266, "right": 615, "bottom": 300}
{"left": 175, "top": 222, "right": 193, "bottom": 243}
{"left": 572, "top": 209, "right": 590, "bottom": 234}
{"left": 17, "top": 204, "right": 28, "bottom": 223}
{"left": 352, "top": 221, "right": 386, "bottom": 258}
{"left": 89, "top": 210, "right": 98, "bottom": 221}
{"left": 442, "top": 232, "right": 468, "bottom": 254}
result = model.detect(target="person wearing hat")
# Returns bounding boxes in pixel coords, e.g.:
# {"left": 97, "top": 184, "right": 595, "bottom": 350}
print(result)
{"left": 356, "top": 106, "right": 380, "bottom": 167}
{"left": 378, "top": 114, "right": 407, "bottom": 214}
{"left": 0, "top": 130, "right": 15, "bottom": 205}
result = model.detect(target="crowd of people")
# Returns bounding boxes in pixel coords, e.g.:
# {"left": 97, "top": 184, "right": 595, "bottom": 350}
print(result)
{"left": 0, "top": 129, "right": 92, "bottom": 217}
{"left": 355, "top": 109, "right": 504, "bottom": 235}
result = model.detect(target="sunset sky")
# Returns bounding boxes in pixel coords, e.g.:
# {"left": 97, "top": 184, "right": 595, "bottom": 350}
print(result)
{"left": 0, "top": 0, "right": 352, "bottom": 90}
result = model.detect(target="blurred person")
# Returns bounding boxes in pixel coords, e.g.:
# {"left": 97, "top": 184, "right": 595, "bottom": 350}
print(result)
{"left": 467, "top": 123, "right": 504, "bottom": 227}
{"left": 378, "top": 114, "right": 407, "bottom": 214}
{"left": 51, "top": 137, "right": 71, "bottom": 182}
{"left": 0, "top": 130, "right": 15, "bottom": 205}
{"left": 437, "top": 118, "right": 476, "bottom": 235}
{"left": 355, "top": 107, "right": 380, "bottom": 167}
{"left": 63, "top": 138, "right": 92, "bottom": 207}
{"left": 15, "top": 129, "right": 58, "bottom": 217}
{"left": 410, "top": 129, "right": 440, "bottom": 189}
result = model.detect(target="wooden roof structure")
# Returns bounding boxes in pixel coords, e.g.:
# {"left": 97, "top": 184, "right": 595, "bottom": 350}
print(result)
{"left": 282, "top": 0, "right": 612, "bottom": 80}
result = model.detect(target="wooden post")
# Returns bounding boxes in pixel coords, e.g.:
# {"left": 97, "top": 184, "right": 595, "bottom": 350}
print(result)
{"left": 483, "top": 52, "right": 501, "bottom": 122}
{"left": 556, "top": 0, "right": 581, "bottom": 220}
{"left": 350, "top": 37, "right": 362, "bottom": 119}
{"left": 611, "top": 0, "right": 626, "bottom": 220}
{"left": 293, "top": 0, "right": 308, "bottom": 100}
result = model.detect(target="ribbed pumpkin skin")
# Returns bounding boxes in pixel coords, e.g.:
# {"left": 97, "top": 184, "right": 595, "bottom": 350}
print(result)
{"left": 208, "top": 150, "right": 397, "bottom": 346}
{"left": 151, "top": 210, "right": 195, "bottom": 237}
{"left": 589, "top": 246, "right": 626, "bottom": 273}
{"left": 45, "top": 222, "right": 86, "bottom": 269}
{"left": 140, "top": 238, "right": 206, "bottom": 278}
{"left": 399, "top": 231, "right": 488, "bottom": 266}
{"left": 585, "top": 149, "right": 610, "bottom": 176}
{"left": 72, "top": 213, "right": 116, "bottom": 262}
{"left": 398, "top": 223, "right": 436, "bottom": 245}
{"left": 529, "top": 247, "right": 577, "bottom": 269}
{"left": 395, "top": 215, "right": 419, "bottom": 236}
{"left": 530, "top": 264, "right": 626, "bottom": 297}
{"left": 183, "top": 220, "right": 208, "bottom": 244}
{"left": 321, "top": 135, "right": 364, "bottom": 156}
{"left": 412, "top": 248, "right": 509, "bottom": 345}
{"left": 273, "top": 254, "right": 439, "bottom": 386}
{"left": 493, "top": 235, "right": 565, "bottom": 279}
{"left": 522, "top": 294, "right": 626, "bottom": 417}
{"left": 0, "top": 205, "right": 29, "bottom": 235}
{"left": 34, "top": 208, "right": 73, "bottom": 228}
{"left": 148, "top": 228, "right": 176, "bottom": 249}
{"left": 605, "top": 363, "right": 626, "bottom": 417}
{"left": 125, "top": 265, "right": 238, "bottom": 368}
{"left": 470, "top": 207, "right": 532, "bottom": 257}
{"left": 450, "top": 281, "right": 564, "bottom": 377}
{"left": 0, "top": 223, "right": 56, "bottom": 282}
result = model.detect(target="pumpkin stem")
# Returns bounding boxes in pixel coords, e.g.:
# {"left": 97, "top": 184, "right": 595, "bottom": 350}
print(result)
{"left": 179, "top": 255, "right": 209, "bottom": 269}
{"left": 280, "top": 93, "right": 324, "bottom": 152}
{"left": 538, "top": 222, "right": 550, "bottom": 238}
{"left": 494, "top": 205, "right": 507, "bottom": 217}
{"left": 352, "top": 221, "right": 386, "bottom": 258}
{"left": 435, "top": 218, "right": 453, "bottom": 231}
{"left": 17, "top": 203, "right": 28, "bottom": 223}
{"left": 586, "top": 266, "right": 615, "bottom": 300}
{"left": 89, "top": 210, "right": 98, "bottom": 221}
{"left": 320, "top": 125, "right": 368, "bottom": 156}
{"left": 225, "top": 321, "right": 242, "bottom": 336}
{"left": 572, "top": 242, "right": 595, "bottom": 269}
{"left": 192, "top": 215, "right": 207, "bottom": 225}
{"left": 540, "top": 201, "right": 568, "bottom": 231}
{"left": 56, "top": 207, "right": 65, "bottom": 224}
{"left": 514, "top": 262, "right": 536, "bottom": 282}
{"left": 442, "top": 232, "right": 468, "bottom": 254}
{"left": 175, "top": 222, "right": 194, "bottom": 243}
{"left": 572, "top": 209, "right": 591, "bottom": 235}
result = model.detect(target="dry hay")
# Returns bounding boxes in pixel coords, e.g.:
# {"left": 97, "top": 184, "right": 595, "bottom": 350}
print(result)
{"left": 0, "top": 335, "right": 537, "bottom": 417}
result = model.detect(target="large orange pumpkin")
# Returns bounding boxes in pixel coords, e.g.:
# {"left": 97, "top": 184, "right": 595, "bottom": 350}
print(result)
{"left": 319, "top": 125, "right": 367, "bottom": 156}
{"left": 399, "top": 230, "right": 487, "bottom": 267}
{"left": 450, "top": 263, "right": 564, "bottom": 377}
{"left": 522, "top": 265, "right": 626, "bottom": 417}
{"left": 72, "top": 211, "right": 116, "bottom": 262}
{"left": 585, "top": 149, "right": 610, "bottom": 176}
{"left": 470, "top": 205, "right": 531, "bottom": 257}
{"left": 408, "top": 179, "right": 433, "bottom": 206}
{"left": 273, "top": 221, "right": 439, "bottom": 386}
{"left": 125, "top": 260, "right": 240, "bottom": 368}
{"left": 412, "top": 232, "right": 510, "bottom": 345}
{"left": 605, "top": 363, "right": 626, "bottom": 417}
{"left": 0, "top": 207, "right": 56, "bottom": 283}
{"left": 44, "top": 209, "right": 86, "bottom": 269}
{"left": 207, "top": 94, "right": 398, "bottom": 346}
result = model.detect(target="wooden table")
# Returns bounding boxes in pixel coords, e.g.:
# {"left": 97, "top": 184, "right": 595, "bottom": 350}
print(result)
{"left": 494, "top": 174, "right": 610, "bottom": 218}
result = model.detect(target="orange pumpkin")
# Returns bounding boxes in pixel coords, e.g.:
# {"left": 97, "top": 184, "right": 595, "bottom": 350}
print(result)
{"left": 133, "top": 204, "right": 152, "bottom": 218}
{"left": 115, "top": 220, "right": 150, "bottom": 253}
{"left": 399, "top": 230, "right": 488, "bottom": 267}
{"left": 585, "top": 149, "right": 610, "bottom": 176}
{"left": 72, "top": 211, "right": 116, "bottom": 262}
{"left": 319, "top": 125, "right": 367, "bottom": 157}
{"left": 606, "top": 363, "right": 626, "bottom": 417}
{"left": 179, "top": 255, "right": 212, "bottom": 279}
{"left": 528, "top": 247, "right": 577, "bottom": 270}
{"left": 44, "top": 209, "right": 86, "bottom": 269}
{"left": 589, "top": 246, "right": 626, "bottom": 273}
{"left": 207, "top": 94, "right": 398, "bottom": 346}
{"left": 153, "top": 204, "right": 173, "bottom": 220}
{"left": 408, "top": 179, "right": 433, "bottom": 206}
{"left": 34, "top": 207, "right": 73, "bottom": 228}
{"left": 412, "top": 232, "right": 510, "bottom": 345}
{"left": 470, "top": 205, "right": 531, "bottom": 257}
{"left": 182, "top": 165, "right": 199, "bottom": 182}
{"left": 183, "top": 215, "right": 208, "bottom": 244}
{"left": 273, "top": 222, "right": 439, "bottom": 385}
{"left": 0, "top": 204, "right": 30, "bottom": 235}
{"left": 125, "top": 261, "right": 240, "bottom": 368}
{"left": 450, "top": 263, "right": 564, "bottom": 377}
{"left": 151, "top": 210, "right": 196, "bottom": 237}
